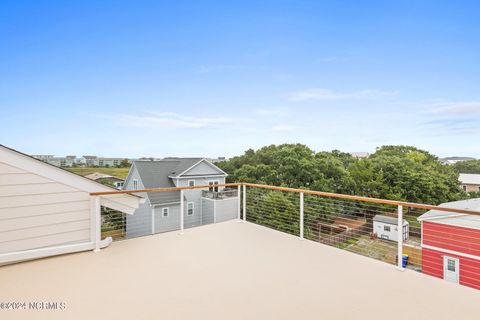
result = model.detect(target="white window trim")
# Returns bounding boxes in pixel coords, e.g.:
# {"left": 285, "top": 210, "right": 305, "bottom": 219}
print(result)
{"left": 187, "top": 202, "right": 195, "bottom": 216}
{"left": 188, "top": 180, "right": 195, "bottom": 187}
{"left": 162, "top": 207, "right": 169, "bottom": 217}
{"left": 208, "top": 180, "right": 220, "bottom": 192}
{"left": 133, "top": 179, "right": 138, "bottom": 190}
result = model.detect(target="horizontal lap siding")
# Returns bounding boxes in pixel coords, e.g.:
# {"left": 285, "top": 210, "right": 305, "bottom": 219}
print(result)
{"left": 215, "top": 198, "right": 239, "bottom": 223}
{"left": 422, "top": 248, "right": 480, "bottom": 290}
{"left": 201, "top": 199, "right": 214, "bottom": 224}
{"left": 422, "top": 221, "right": 480, "bottom": 256}
{"left": 0, "top": 162, "right": 91, "bottom": 254}
{"left": 155, "top": 204, "right": 181, "bottom": 233}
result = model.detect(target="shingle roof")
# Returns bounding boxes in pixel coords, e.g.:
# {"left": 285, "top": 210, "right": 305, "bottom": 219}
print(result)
{"left": 132, "top": 157, "right": 226, "bottom": 205}
{"left": 162, "top": 157, "right": 204, "bottom": 177}
{"left": 133, "top": 160, "right": 183, "bottom": 205}
{"left": 459, "top": 173, "right": 480, "bottom": 185}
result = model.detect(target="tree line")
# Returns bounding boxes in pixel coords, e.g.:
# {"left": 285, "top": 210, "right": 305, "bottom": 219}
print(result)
{"left": 219, "top": 144, "right": 478, "bottom": 205}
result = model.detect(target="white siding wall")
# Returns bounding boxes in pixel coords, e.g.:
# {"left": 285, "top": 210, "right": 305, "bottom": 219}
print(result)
{"left": 177, "top": 177, "right": 226, "bottom": 229}
{"left": 154, "top": 204, "right": 181, "bottom": 233}
{"left": 0, "top": 162, "right": 91, "bottom": 254}
{"left": 373, "top": 221, "right": 409, "bottom": 242}
{"left": 125, "top": 167, "right": 152, "bottom": 238}
{"left": 215, "top": 197, "right": 239, "bottom": 223}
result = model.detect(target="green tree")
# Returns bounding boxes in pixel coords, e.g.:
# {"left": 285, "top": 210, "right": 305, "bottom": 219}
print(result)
{"left": 452, "top": 160, "right": 480, "bottom": 174}
{"left": 351, "top": 146, "right": 464, "bottom": 204}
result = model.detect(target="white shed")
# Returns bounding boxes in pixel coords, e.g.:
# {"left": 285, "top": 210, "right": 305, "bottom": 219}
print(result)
{"left": 0, "top": 145, "right": 143, "bottom": 264}
{"left": 373, "top": 215, "right": 409, "bottom": 242}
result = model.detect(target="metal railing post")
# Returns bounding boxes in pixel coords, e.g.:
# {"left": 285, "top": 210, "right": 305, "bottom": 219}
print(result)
{"left": 242, "top": 185, "right": 246, "bottom": 221}
{"left": 300, "top": 192, "right": 304, "bottom": 239}
{"left": 397, "top": 205, "right": 404, "bottom": 270}
{"left": 237, "top": 185, "right": 241, "bottom": 220}
{"left": 180, "top": 190, "right": 184, "bottom": 234}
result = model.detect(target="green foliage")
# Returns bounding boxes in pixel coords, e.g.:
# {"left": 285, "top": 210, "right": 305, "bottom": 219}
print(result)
{"left": 246, "top": 190, "right": 299, "bottom": 235}
{"left": 452, "top": 160, "right": 480, "bottom": 174}
{"left": 219, "top": 144, "right": 467, "bottom": 205}
{"left": 119, "top": 158, "right": 131, "bottom": 168}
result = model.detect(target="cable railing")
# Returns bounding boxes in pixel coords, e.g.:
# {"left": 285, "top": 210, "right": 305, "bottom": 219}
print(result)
{"left": 91, "top": 182, "right": 480, "bottom": 290}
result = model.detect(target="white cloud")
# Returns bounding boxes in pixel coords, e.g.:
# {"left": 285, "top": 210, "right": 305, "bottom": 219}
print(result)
{"left": 428, "top": 101, "right": 480, "bottom": 115}
{"left": 115, "top": 112, "right": 244, "bottom": 129}
{"left": 287, "top": 88, "right": 398, "bottom": 102}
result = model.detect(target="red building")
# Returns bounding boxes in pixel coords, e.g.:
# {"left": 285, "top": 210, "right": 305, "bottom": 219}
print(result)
{"left": 418, "top": 199, "right": 480, "bottom": 290}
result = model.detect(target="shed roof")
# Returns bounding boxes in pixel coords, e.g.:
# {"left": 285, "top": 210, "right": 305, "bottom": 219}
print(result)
{"left": 459, "top": 173, "right": 480, "bottom": 185}
{"left": 417, "top": 198, "right": 480, "bottom": 229}
{"left": 372, "top": 215, "right": 407, "bottom": 225}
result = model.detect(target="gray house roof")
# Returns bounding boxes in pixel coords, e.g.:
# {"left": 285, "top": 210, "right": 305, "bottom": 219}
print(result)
{"left": 132, "top": 158, "right": 226, "bottom": 205}
{"left": 373, "top": 215, "right": 407, "bottom": 225}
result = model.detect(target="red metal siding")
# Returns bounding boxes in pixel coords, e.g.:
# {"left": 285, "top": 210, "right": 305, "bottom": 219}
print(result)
{"left": 422, "top": 221, "right": 480, "bottom": 256}
{"left": 421, "top": 247, "right": 480, "bottom": 290}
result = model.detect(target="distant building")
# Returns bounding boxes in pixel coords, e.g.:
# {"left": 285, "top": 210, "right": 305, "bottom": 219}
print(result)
{"left": 208, "top": 157, "right": 227, "bottom": 163}
{"left": 124, "top": 158, "right": 237, "bottom": 238}
{"left": 418, "top": 198, "right": 480, "bottom": 289}
{"left": 32, "top": 155, "right": 76, "bottom": 167}
{"left": 372, "top": 215, "right": 409, "bottom": 242}
{"left": 79, "top": 156, "right": 129, "bottom": 167}
{"left": 440, "top": 157, "right": 476, "bottom": 165}
{"left": 459, "top": 173, "right": 480, "bottom": 193}
{"left": 350, "top": 152, "right": 369, "bottom": 159}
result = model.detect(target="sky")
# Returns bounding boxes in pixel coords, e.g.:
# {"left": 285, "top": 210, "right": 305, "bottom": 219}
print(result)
{"left": 1, "top": 0, "right": 479, "bottom": 158}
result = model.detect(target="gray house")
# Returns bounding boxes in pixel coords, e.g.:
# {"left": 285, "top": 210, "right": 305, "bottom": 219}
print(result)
{"left": 123, "top": 158, "right": 239, "bottom": 237}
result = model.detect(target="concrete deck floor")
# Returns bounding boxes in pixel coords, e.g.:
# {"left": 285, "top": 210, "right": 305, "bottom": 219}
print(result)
{"left": 1, "top": 220, "right": 480, "bottom": 320}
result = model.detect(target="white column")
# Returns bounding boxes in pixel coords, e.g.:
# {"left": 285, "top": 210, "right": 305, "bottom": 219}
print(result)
{"left": 397, "top": 205, "right": 404, "bottom": 270}
{"left": 180, "top": 190, "right": 184, "bottom": 234}
{"left": 300, "top": 192, "right": 304, "bottom": 239}
{"left": 151, "top": 206, "right": 155, "bottom": 235}
{"left": 93, "top": 196, "right": 101, "bottom": 252}
{"left": 242, "top": 185, "right": 246, "bottom": 221}
{"left": 237, "top": 185, "right": 241, "bottom": 220}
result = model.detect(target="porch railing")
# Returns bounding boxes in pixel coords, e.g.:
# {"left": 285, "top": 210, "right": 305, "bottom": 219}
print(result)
{"left": 91, "top": 182, "right": 480, "bottom": 290}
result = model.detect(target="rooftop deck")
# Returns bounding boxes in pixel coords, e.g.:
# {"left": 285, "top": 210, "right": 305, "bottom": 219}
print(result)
{"left": 2, "top": 220, "right": 480, "bottom": 320}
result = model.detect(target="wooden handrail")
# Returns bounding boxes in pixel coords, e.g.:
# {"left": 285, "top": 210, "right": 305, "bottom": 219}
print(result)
{"left": 241, "top": 183, "right": 480, "bottom": 216}
{"left": 90, "top": 182, "right": 480, "bottom": 216}
{"left": 90, "top": 183, "right": 242, "bottom": 196}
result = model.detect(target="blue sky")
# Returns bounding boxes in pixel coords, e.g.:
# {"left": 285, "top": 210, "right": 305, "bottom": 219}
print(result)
{"left": 1, "top": 1, "right": 479, "bottom": 158}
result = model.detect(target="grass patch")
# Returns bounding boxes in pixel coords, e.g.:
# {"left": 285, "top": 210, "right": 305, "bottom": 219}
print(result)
{"left": 67, "top": 167, "right": 130, "bottom": 179}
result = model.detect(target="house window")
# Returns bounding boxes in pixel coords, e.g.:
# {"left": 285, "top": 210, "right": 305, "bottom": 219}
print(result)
{"left": 188, "top": 180, "right": 195, "bottom": 187}
{"left": 187, "top": 202, "right": 194, "bottom": 216}
{"left": 462, "top": 185, "right": 467, "bottom": 192}
{"left": 447, "top": 259, "right": 456, "bottom": 272}
{"left": 133, "top": 179, "right": 138, "bottom": 190}
{"left": 162, "top": 207, "right": 169, "bottom": 217}
{"left": 384, "top": 225, "right": 391, "bottom": 232}
{"left": 208, "top": 181, "right": 219, "bottom": 192}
